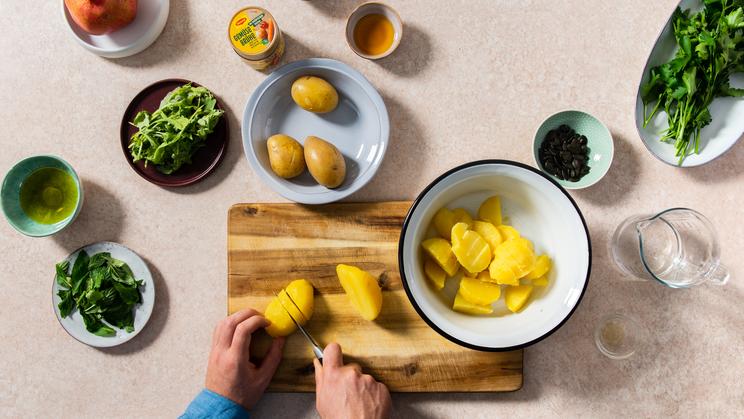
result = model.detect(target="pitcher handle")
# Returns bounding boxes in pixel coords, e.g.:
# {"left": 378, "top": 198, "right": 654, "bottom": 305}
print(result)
{"left": 707, "top": 263, "right": 730, "bottom": 286}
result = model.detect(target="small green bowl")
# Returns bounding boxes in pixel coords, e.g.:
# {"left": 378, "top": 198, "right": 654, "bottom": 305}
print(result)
{"left": 533, "top": 110, "right": 614, "bottom": 189}
{"left": 1, "top": 155, "right": 84, "bottom": 237}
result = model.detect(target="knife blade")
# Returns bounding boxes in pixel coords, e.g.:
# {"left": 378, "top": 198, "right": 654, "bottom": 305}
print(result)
{"left": 275, "top": 291, "right": 324, "bottom": 362}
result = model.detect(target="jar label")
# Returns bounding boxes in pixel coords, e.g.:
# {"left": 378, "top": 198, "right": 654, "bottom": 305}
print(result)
{"left": 229, "top": 8, "right": 275, "bottom": 56}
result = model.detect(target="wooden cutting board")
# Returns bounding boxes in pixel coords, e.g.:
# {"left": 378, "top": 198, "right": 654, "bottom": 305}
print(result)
{"left": 227, "top": 202, "right": 523, "bottom": 392}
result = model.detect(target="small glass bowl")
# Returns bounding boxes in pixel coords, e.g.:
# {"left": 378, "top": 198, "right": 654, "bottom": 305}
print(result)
{"left": 594, "top": 313, "right": 645, "bottom": 360}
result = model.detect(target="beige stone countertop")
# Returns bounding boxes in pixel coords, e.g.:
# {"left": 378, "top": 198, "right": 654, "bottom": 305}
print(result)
{"left": 1, "top": 0, "right": 743, "bottom": 417}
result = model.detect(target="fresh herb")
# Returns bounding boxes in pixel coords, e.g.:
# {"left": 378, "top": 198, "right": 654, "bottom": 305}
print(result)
{"left": 56, "top": 251, "right": 144, "bottom": 337}
{"left": 641, "top": 0, "right": 744, "bottom": 164}
{"left": 129, "top": 84, "right": 224, "bottom": 174}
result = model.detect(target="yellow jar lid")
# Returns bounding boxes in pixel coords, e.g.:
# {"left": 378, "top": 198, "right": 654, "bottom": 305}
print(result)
{"left": 228, "top": 7, "right": 278, "bottom": 59}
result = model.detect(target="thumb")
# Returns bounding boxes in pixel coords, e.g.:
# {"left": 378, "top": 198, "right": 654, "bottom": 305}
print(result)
{"left": 258, "top": 336, "right": 285, "bottom": 379}
{"left": 313, "top": 358, "right": 323, "bottom": 388}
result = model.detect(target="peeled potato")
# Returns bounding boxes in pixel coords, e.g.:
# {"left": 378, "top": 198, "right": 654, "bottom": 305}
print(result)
{"left": 291, "top": 76, "right": 339, "bottom": 113}
{"left": 450, "top": 222, "right": 469, "bottom": 248}
{"left": 453, "top": 291, "right": 493, "bottom": 315}
{"left": 493, "top": 239, "right": 536, "bottom": 278}
{"left": 524, "top": 254, "right": 551, "bottom": 280}
{"left": 304, "top": 136, "right": 346, "bottom": 188}
{"left": 451, "top": 225, "right": 491, "bottom": 274}
{"left": 421, "top": 238, "right": 459, "bottom": 276}
{"left": 532, "top": 275, "right": 549, "bottom": 287}
{"left": 264, "top": 279, "right": 315, "bottom": 337}
{"left": 459, "top": 276, "right": 501, "bottom": 306}
{"left": 504, "top": 285, "right": 533, "bottom": 313}
{"left": 478, "top": 196, "right": 502, "bottom": 225}
{"left": 497, "top": 225, "right": 521, "bottom": 241}
{"left": 432, "top": 207, "right": 455, "bottom": 239}
{"left": 472, "top": 220, "right": 502, "bottom": 253}
{"left": 424, "top": 258, "right": 447, "bottom": 290}
{"left": 267, "top": 134, "right": 305, "bottom": 179}
{"left": 336, "top": 264, "right": 382, "bottom": 321}
{"left": 451, "top": 208, "right": 474, "bottom": 228}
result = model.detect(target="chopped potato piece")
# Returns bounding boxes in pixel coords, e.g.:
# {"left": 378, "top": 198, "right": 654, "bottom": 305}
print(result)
{"left": 453, "top": 291, "right": 493, "bottom": 315}
{"left": 451, "top": 222, "right": 469, "bottom": 248}
{"left": 452, "top": 228, "right": 492, "bottom": 274}
{"left": 472, "top": 220, "right": 503, "bottom": 253}
{"left": 459, "top": 277, "right": 501, "bottom": 306}
{"left": 424, "top": 258, "right": 447, "bottom": 290}
{"left": 451, "top": 208, "right": 474, "bottom": 228}
{"left": 478, "top": 196, "right": 502, "bottom": 225}
{"left": 497, "top": 225, "right": 521, "bottom": 241}
{"left": 489, "top": 261, "right": 520, "bottom": 285}
{"left": 421, "top": 238, "right": 459, "bottom": 276}
{"left": 524, "top": 254, "right": 551, "bottom": 280}
{"left": 493, "top": 239, "right": 535, "bottom": 278}
{"left": 336, "top": 264, "right": 383, "bottom": 321}
{"left": 504, "top": 285, "right": 533, "bottom": 313}
{"left": 532, "top": 275, "right": 549, "bottom": 287}
{"left": 432, "top": 207, "right": 455, "bottom": 239}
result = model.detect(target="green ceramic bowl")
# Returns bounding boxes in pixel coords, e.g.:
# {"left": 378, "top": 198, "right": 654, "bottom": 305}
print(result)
{"left": 533, "top": 110, "right": 614, "bottom": 189}
{"left": 1, "top": 155, "right": 84, "bottom": 237}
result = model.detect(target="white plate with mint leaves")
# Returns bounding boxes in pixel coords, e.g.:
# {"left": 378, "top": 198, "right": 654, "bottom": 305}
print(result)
{"left": 52, "top": 241, "right": 155, "bottom": 347}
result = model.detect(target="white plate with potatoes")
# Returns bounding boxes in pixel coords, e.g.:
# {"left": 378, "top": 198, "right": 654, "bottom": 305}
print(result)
{"left": 399, "top": 160, "right": 591, "bottom": 351}
{"left": 242, "top": 58, "right": 389, "bottom": 204}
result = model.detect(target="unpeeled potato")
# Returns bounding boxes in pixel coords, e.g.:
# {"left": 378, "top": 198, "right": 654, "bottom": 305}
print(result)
{"left": 291, "top": 76, "right": 339, "bottom": 113}
{"left": 304, "top": 136, "right": 346, "bottom": 188}
{"left": 267, "top": 134, "right": 305, "bottom": 179}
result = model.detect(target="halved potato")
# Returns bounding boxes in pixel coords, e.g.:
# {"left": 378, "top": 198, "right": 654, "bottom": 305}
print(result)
{"left": 524, "top": 254, "right": 551, "bottom": 280}
{"left": 504, "top": 285, "right": 533, "bottom": 313}
{"left": 472, "top": 220, "right": 502, "bottom": 253}
{"left": 421, "top": 238, "right": 459, "bottom": 276}
{"left": 336, "top": 264, "right": 383, "bottom": 321}
{"left": 478, "top": 196, "right": 502, "bottom": 225}
{"left": 459, "top": 276, "right": 501, "bottom": 306}
{"left": 451, "top": 228, "right": 492, "bottom": 274}
{"left": 424, "top": 258, "right": 447, "bottom": 289}
{"left": 432, "top": 207, "right": 455, "bottom": 239}
{"left": 453, "top": 291, "right": 493, "bottom": 315}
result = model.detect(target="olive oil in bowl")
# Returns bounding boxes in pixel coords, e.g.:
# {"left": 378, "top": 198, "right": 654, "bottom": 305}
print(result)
{"left": 353, "top": 14, "right": 395, "bottom": 56}
{"left": 19, "top": 167, "right": 78, "bottom": 224}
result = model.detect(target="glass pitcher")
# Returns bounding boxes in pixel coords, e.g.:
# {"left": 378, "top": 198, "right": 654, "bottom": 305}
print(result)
{"left": 610, "top": 208, "right": 729, "bottom": 288}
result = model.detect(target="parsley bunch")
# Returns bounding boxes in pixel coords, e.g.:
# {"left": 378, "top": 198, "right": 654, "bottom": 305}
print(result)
{"left": 642, "top": 0, "right": 744, "bottom": 164}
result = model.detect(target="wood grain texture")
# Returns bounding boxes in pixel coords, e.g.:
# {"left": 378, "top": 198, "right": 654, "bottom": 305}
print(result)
{"left": 228, "top": 202, "right": 523, "bottom": 392}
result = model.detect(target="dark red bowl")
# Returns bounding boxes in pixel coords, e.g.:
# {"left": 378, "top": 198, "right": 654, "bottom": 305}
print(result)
{"left": 120, "top": 79, "right": 228, "bottom": 187}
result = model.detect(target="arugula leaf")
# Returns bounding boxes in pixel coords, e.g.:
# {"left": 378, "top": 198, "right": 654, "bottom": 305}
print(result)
{"left": 128, "top": 84, "right": 224, "bottom": 174}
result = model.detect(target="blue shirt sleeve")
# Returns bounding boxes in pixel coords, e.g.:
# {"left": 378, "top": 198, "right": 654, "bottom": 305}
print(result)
{"left": 180, "top": 389, "right": 250, "bottom": 419}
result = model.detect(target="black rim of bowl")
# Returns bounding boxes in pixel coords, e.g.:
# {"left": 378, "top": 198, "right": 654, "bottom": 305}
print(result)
{"left": 397, "top": 159, "right": 592, "bottom": 352}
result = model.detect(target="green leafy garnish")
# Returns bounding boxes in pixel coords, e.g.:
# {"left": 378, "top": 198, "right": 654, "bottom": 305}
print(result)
{"left": 56, "top": 251, "right": 144, "bottom": 337}
{"left": 128, "top": 84, "right": 224, "bottom": 174}
{"left": 642, "top": 0, "right": 744, "bottom": 164}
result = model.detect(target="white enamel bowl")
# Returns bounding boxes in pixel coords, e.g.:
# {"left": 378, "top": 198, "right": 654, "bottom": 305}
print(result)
{"left": 399, "top": 160, "right": 591, "bottom": 351}
{"left": 243, "top": 58, "right": 389, "bottom": 204}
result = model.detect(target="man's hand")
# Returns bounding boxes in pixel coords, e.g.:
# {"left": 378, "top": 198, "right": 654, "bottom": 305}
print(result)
{"left": 205, "top": 309, "right": 285, "bottom": 410}
{"left": 314, "top": 343, "right": 392, "bottom": 419}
